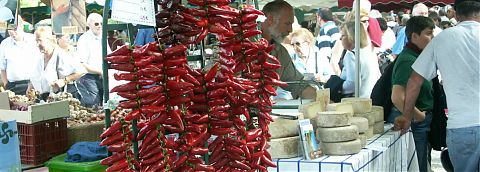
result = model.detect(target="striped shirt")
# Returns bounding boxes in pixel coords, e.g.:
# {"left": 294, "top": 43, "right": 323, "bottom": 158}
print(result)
{"left": 315, "top": 21, "right": 340, "bottom": 60}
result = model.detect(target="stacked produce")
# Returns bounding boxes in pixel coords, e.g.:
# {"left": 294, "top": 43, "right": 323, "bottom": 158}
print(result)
{"left": 315, "top": 111, "right": 362, "bottom": 155}
{"left": 340, "top": 98, "right": 384, "bottom": 137}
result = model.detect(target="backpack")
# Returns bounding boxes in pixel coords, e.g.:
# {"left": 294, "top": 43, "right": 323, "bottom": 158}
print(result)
{"left": 370, "top": 58, "right": 397, "bottom": 120}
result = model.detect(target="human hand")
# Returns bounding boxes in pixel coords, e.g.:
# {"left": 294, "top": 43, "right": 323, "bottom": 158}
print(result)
{"left": 51, "top": 79, "right": 66, "bottom": 91}
{"left": 394, "top": 115, "right": 411, "bottom": 135}
{"left": 413, "top": 111, "right": 426, "bottom": 123}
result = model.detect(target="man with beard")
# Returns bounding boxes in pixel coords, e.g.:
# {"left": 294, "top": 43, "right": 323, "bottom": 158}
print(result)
{"left": 261, "top": 0, "right": 316, "bottom": 99}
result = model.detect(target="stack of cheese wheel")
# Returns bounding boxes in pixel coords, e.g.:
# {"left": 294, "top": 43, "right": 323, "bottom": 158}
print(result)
{"left": 299, "top": 101, "right": 326, "bottom": 130}
{"left": 326, "top": 103, "right": 368, "bottom": 147}
{"left": 267, "top": 113, "right": 303, "bottom": 159}
{"left": 315, "top": 111, "right": 362, "bottom": 155}
{"left": 340, "top": 98, "right": 385, "bottom": 138}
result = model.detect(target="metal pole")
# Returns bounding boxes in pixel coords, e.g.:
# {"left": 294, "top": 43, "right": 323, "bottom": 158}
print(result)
{"left": 102, "top": 0, "right": 111, "bottom": 128}
{"left": 354, "top": 0, "right": 360, "bottom": 98}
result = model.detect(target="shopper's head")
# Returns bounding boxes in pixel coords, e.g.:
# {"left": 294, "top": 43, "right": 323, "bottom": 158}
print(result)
{"left": 261, "top": 0, "right": 294, "bottom": 43}
{"left": 454, "top": 0, "right": 480, "bottom": 22}
{"left": 35, "top": 26, "right": 56, "bottom": 54}
{"left": 317, "top": 8, "right": 333, "bottom": 26}
{"left": 405, "top": 16, "right": 435, "bottom": 49}
{"left": 340, "top": 21, "right": 369, "bottom": 50}
{"left": 412, "top": 3, "right": 429, "bottom": 17}
{"left": 87, "top": 13, "right": 103, "bottom": 36}
{"left": 289, "top": 28, "right": 315, "bottom": 58}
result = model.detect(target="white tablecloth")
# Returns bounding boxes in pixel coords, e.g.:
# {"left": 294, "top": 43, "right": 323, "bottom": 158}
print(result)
{"left": 268, "top": 124, "right": 419, "bottom": 172}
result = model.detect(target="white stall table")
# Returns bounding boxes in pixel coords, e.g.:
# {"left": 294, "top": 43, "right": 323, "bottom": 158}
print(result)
{"left": 268, "top": 124, "right": 419, "bottom": 172}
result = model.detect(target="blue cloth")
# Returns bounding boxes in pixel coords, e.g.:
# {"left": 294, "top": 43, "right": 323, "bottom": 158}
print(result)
{"left": 391, "top": 27, "right": 408, "bottom": 55}
{"left": 388, "top": 108, "right": 433, "bottom": 172}
{"left": 446, "top": 126, "right": 480, "bottom": 172}
{"left": 134, "top": 28, "right": 156, "bottom": 46}
{"left": 65, "top": 141, "right": 107, "bottom": 163}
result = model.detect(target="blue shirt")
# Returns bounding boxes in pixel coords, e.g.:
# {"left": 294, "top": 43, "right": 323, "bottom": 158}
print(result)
{"left": 134, "top": 28, "right": 156, "bottom": 46}
{"left": 391, "top": 27, "right": 408, "bottom": 55}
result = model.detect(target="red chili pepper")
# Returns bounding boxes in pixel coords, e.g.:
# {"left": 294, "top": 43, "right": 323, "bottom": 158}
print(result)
{"left": 164, "top": 68, "right": 188, "bottom": 76}
{"left": 262, "top": 154, "right": 277, "bottom": 167}
{"left": 168, "top": 89, "right": 192, "bottom": 98}
{"left": 136, "top": 65, "right": 163, "bottom": 76}
{"left": 191, "top": 94, "right": 207, "bottom": 103}
{"left": 189, "top": 147, "right": 208, "bottom": 155}
{"left": 224, "top": 137, "right": 246, "bottom": 146}
{"left": 263, "top": 70, "right": 280, "bottom": 80}
{"left": 151, "top": 95, "right": 167, "bottom": 106}
{"left": 187, "top": 0, "right": 203, "bottom": 6}
{"left": 210, "top": 119, "right": 233, "bottom": 128}
{"left": 100, "top": 121, "right": 122, "bottom": 138}
{"left": 134, "top": 56, "right": 154, "bottom": 67}
{"left": 209, "top": 148, "right": 225, "bottom": 164}
{"left": 241, "top": 22, "right": 258, "bottom": 31}
{"left": 195, "top": 28, "right": 209, "bottom": 44}
{"left": 226, "top": 145, "right": 245, "bottom": 155}
{"left": 210, "top": 111, "right": 229, "bottom": 119}
{"left": 166, "top": 80, "right": 194, "bottom": 90}
{"left": 246, "top": 128, "right": 263, "bottom": 141}
{"left": 171, "top": 23, "right": 193, "bottom": 33}
{"left": 264, "top": 84, "right": 277, "bottom": 96}
{"left": 180, "top": 11, "right": 200, "bottom": 24}
{"left": 165, "top": 139, "right": 178, "bottom": 150}
{"left": 116, "top": 91, "right": 137, "bottom": 99}
{"left": 186, "top": 123, "right": 206, "bottom": 133}
{"left": 110, "top": 82, "right": 137, "bottom": 93}
{"left": 107, "top": 45, "right": 130, "bottom": 57}
{"left": 207, "top": 99, "right": 226, "bottom": 107}
{"left": 196, "top": 18, "right": 208, "bottom": 27}
{"left": 146, "top": 159, "right": 167, "bottom": 171}
{"left": 106, "top": 159, "right": 128, "bottom": 172}
{"left": 212, "top": 157, "right": 229, "bottom": 170}
{"left": 230, "top": 160, "right": 251, "bottom": 171}
{"left": 107, "top": 142, "right": 128, "bottom": 152}
{"left": 210, "top": 104, "right": 231, "bottom": 112}
{"left": 165, "top": 57, "right": 187, "bottom": 67}
{"left": 227, "top": 152, "right": 246, "bottom": 161}
{"left": 232, "top": 62, "right": 247, "bottom": 73}
{"left": 167, "top": 96, "right": 191, "bottom": 106}
{"left": 205, "top": 82, "right": 227, "bottom": 90}
{"left": 264, "top": 78, "right": 288, "bottom": 87}
{"left": 110, "top": 63, "right": 135, "bottom": 72}
{"left": 205, "top": 63, "right": 219, "bottom": 82}
{"left": 124, "top": 109, "right": 141, "bottom": 121}
{"left": 194, "top": 114, "right": 209, "bottom": 123}
{"left": 242, "top": 6, "right": 264, "bottom": 15}
{"left": 156, "top": 10, "right": 171, "bottom": 18}
{"left": 209, "top": 23, "right": 229, "bottom": 34}
{"left": 118, "top": 100, "right": 138, "bottom": 109}
{"left": 164, "top": 44, "right": 187, "bottom": 56}
{"left": 205, "top": 0, "right": 229, "bottom": 5}
{"left": 113, "top": 73, "right": 136, "bottom": 81}
{"left": 100, "top": 153, "right": 124, "bottom": 166}
{"left": 193, "top": 163, "right": 215, "bottom": 172}
{"left": 208, "top": 136, "right": 223, "bottom": 150}
{"left": 243, "top": 29, "right": 262, "bottom": 38}
{"left": 139, "top": 138, "right": 160, "bottom": 157}
{"left": 137, "top": 86, "right": 164, "bottom": 98}
{"left": 232, "top": 117, "right": 246, "bottom": 127}
{"left": 210, "top": 127, "right": 235, "bottom": 136}
{"left": 241, "top": 13, "right": 258, "bottom": 23}
{"left": 189, "top": 8, "right": 207, "bottom": 17}
{"left": 100, "top": 133, "right": 123, "bottom": 146}
{"left": 137, "top": 79, "right": 156, "bottom": 86}
{"left": 174, "top": 154, "right": 188, "bottom": 167}
{"left": 141, "top": 145, "right": 162, "bottom": 159}
{"left": 219, "top": 64, "right": 234, "bottom": 75}
{"left": 140, "top": 105, "right": 165, "bottom": 115}
{"left": 106, "top": 55, "right": 131, "bottom": 64}
{"left": 206, "top": 88, "right": 226, "bottom": 98}
{"left": 141, "top": 152, "right": 165, "bottom": 166}
{"left": 142, "top": 129, "right": 159, "bottom": 146}
{"left": 208, "top": 6, "right": 239, "bottom": 16}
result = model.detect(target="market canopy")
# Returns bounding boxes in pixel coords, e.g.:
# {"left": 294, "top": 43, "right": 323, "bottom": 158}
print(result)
{"left": 338, "top": 0, "right": 455, "bottom": 12}
{"left": 257, "top": 0, "right": 339, "bottom": 11}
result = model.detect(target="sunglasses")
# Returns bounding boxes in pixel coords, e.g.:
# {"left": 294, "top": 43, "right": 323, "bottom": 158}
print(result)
{"left": 94, "top": 22, "right": 103, "bottom": 26}
{"left": 291, "top": 41, "right": 308, "bottom": 47}
{"left": 361, "top": 20, "right": 369, "bottom": 23}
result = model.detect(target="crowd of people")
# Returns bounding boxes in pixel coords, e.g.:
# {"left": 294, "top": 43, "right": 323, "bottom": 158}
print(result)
{"left": 260, "top": 0, "right": 479, "bottom": 172}
{"left": 0, "top": 13, "right": 108, "bottom": 108}
{"left": 0, "top": 0, "right": 478, "bottom": 171}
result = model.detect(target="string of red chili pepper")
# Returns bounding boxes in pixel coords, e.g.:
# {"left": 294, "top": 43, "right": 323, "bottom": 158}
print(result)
{"left": 99, "top": 119, "right": 138, "bottom": 172}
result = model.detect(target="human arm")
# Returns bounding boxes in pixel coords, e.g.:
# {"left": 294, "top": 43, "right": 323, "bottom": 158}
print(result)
{"left": 76, "top": 35, "right": 102, "bottom": 75}
{"left": 397, "top": 71, "right": 425, "bottom": 134}
{"left": 273, "top": 43, "right": 305, "bottom": 98}
{"left": 330, "top": 41, "right": 344, "bottom": 75}
{"left": 341, "top": 51, "right": 355, "bottom": 94}
{"left": 391, "top": 84, "right": 426, "bottom": 122}
{"left": 1, "top": 70, "right": 7, "bottom": 87}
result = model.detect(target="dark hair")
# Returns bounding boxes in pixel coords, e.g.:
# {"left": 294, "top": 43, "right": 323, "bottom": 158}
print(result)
{"left": 317, "top": 8, "right": 333, "bottom": 21}
{"left": 428, "top": 11, "right": 441, "bottom": 23}
{"left": 438, "top": 9, "right": 447, "bottom": 16}
{"left": 262, "top": 0, "right": 293, "bottom": 18}
{"left": 455, "top": 1, "right": 480, "bottom": 17}
{"left": 440, "top": 21, "right": 453, "bottom": 29}
{"left": 405, "top": 16, "right": 435, "bottom": 41}
{"left": 377, "top": 17, "right": 388, "bottom": 31}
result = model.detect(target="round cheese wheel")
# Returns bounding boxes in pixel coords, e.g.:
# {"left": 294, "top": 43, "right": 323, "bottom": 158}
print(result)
{"left": 267, "top": 136, "right": 300, "bottom": 159}
{"left": 316, "top": 111, "right": 352, "bottom": 128}
{"left": 351, "top": 117, "right": 369, "bottom": 133}
{"left": 269, "top": 118, "right": 299, "bottom": 139}
{"left": 326, "top": 103, "right": 354, "bottom": 116}
{"left": 373, "top": 121, "right": 385, "bottom": 134}
{"left": 321, "top": 139, "right": 362, "bottom": 155}
{"left": 371, "top": 106, "right": 384, "bottom": 122}
{"left": 359, "top": 133, "right": 367, "bottom": 148}
{"left": 316, "top": 125, "right": 358, "bottom": 143}
{"left": 354, "top": 112, "right": 375, "bottom": 125}
{"left": 365, "top": 126, "right": 374, "bottom": 139}
{"left": 341, "top": 98, "right": 372, "bottom": 114}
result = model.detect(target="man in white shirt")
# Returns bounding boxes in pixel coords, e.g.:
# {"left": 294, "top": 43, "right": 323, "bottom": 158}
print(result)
{"left": 400, "top": 0, "right": 480, "bottom": 171}
{"left": 76, "top": 13, "right": 110, "bottom": 107}
{"left": 0, "top": 21, "right": 42, "bottom": 95}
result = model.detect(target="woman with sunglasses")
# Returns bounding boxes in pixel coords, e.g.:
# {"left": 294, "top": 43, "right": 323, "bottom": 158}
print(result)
{"left": 289, "top": 28, "right": 334, "bottom": 83}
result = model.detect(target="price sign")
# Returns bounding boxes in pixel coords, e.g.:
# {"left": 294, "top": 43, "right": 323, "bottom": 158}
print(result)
{"left": 0, "top": 21, "right": 7, "bottom": 30}
{"left": 111, "top": 0, "right": 156, "bottom": 26}
{"left": 62, "top": 26, "right": 79, "bottom": 35}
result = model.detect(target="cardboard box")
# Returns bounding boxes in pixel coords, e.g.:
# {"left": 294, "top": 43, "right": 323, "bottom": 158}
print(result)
{"left": 0, "top": 101, "right": 69, "bottom": 124}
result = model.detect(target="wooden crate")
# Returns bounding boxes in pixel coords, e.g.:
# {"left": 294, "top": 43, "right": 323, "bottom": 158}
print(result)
{"left": 0, "top": 101, "right": 70, "bottom": 124}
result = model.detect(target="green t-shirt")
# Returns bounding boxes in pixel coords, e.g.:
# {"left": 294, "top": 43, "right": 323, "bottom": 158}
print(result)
{"left": 391, "top": 47, "right": 433, "bottom": 111}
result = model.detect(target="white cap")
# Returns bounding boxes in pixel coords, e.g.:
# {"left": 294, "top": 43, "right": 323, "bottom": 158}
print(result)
{"left": 369, "top": 10, "right": 382, "bottom": 18}
{"left": 353, "top": 0, "right": 372, "bottom": 12}
{"left": 0, "top": 6, "right": 13, "bottom": 22}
